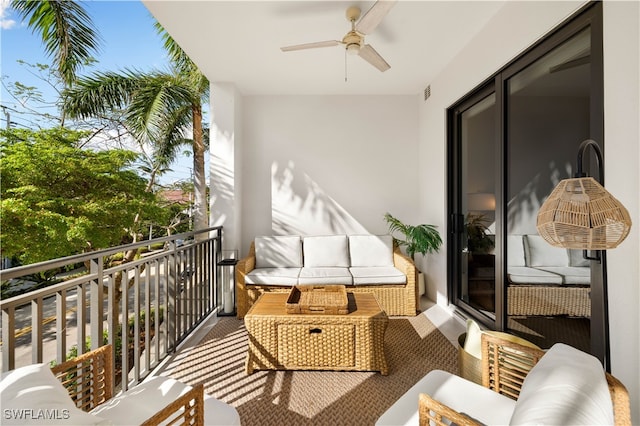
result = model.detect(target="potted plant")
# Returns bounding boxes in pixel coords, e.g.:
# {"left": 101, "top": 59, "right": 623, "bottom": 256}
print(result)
{"left": 465, "top": 214, "right": 494, "bottom": 255}
{"left": 384, "top": 213, "right": 443, "bottom": 298}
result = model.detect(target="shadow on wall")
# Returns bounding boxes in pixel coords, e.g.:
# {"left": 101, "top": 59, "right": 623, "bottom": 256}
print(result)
{"left": 210, "top": 149, "right": 235, "bottom": 227}
{"left": 507, "top": 159, "right": 572, "bottom": 235}
{"left": 271, "top": 160, "right": 368, "bottom": 236}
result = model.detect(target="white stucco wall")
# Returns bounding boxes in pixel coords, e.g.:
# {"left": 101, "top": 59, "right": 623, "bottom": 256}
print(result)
{"left": 602, "top": 1, "right": 640, "bottom": 422}
{"left": 418, "top": 0, "right": 639, "bottom": 421}
{"left": 239, "top": 95, "right": 421, "bottom": 256}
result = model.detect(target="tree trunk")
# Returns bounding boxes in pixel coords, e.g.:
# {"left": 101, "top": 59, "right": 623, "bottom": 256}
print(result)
{"left": 192, "top": 102, "right": 208, "bottom": 235}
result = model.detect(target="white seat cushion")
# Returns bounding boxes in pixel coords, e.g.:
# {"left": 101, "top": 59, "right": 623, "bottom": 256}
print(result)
{"left": 91, "top": 376, "right": 240, "bottom": 425}
{"left": 0, "top": 363, "right": 109, "bottom": 425}
{"left": 375, "top": 370, "right": 515, "bottom": 426}
{"left": 255, "top": 236, "right": 302, "bottom": 268}
{"left": 507, "top": 266, "right": 563, "bottom": 284}
{"left": 510, "top": 343, "right": 614, "bottom": 425}
{"left": 349, "top": 235, "right": 394, "bottom": 267}
{"left": 245, "top": 267, "right": 300, "bottom": 286}
{"left": 349, "top": 266, "right": 406, "bottom": 285}
{"left": 303, "top": 235, "right": 350, "bottom": 267}
{"left": 568, "top": 249, "right": 590, "bottom": 267}
{"left": 537, "top": 266, "right": 590, "bottom": 285}
{"left": 298, "top": 267, "right": 353, "bottom": 285}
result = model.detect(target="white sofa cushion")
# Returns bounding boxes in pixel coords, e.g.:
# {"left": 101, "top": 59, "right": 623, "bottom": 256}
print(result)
{"left": 507, "top": 266, "right": 563, "bottom": 284}
{"left": 255, "top": 236, "right": 302, "bottom": 268}
{"left": 91, "top": 376, "right": 240, "bottom": 425}
{"left": 303, "top": 235, "right": 350, "bottom": 267}
{"left": 0, "top": 363, "right": 109, "bottom": 425}
{"left": 349, "top": 235, "right": 394, "bottom": 267}
{"left": 349, "top": 266, "right": 406, "bottom": 285}
{"left": 507, "top": 235, "right": 526, "bottom": 267}
{"left": 298, "top": 267, "right": 353, "bottom": 285}
{"left": 569, "top": 249, "right": 590, "bottom": 267}
{"left": 524, "top": 234, "right": 569, "bottom": 267}
{"left": 245, "top": 267, "right": 300, "bottom": 286}
{"left": 510, "top": 343, "right": 614, "bottom": 425}
{"left": 375, "top": 370, "right": 516, "bottom": 426}
{"left": 537, "top": 266, "right": 590, "bottom": 285}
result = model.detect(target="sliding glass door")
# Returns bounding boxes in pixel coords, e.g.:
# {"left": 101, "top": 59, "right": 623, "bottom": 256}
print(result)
{"left": 448, "top": 3, "right": 607, "bottom": 365}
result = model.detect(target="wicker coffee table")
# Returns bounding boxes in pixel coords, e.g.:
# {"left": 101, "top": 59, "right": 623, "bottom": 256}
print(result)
{"left": 244, "top": 292, "right": 389, "bottom": 375}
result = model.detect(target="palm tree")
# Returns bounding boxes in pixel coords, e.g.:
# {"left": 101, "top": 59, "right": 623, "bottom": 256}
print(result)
{"left": 156, "top": 23, "right": 209, "bottom": 233}
{"left": 11, "top": 0, "right": 101, "bottom": 126}
{"left": 63, "top": 30, "right": 210, "bottom": 233}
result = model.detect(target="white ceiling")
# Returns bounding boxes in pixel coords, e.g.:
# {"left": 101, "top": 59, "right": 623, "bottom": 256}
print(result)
{"left": 142, "top": 1, "right": 506, "bottom": 96}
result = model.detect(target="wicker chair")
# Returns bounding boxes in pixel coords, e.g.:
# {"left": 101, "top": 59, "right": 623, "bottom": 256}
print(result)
{"left": 418, "top": 333, "right": 631, "bottom": 426}
{"left": 50, "top": 344, "right": 211, "bottom": 425}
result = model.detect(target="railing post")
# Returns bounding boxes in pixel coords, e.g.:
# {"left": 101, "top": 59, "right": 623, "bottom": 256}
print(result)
{"left": 76, "top": 284, "right": 86, "bottom": 356}
{"left": 90, "top": 256, "right": 104, "bottom": 350}
{"left": 31, "top": 298, "right": 43, "bottom": 364}
{"left": 56, "top": 290, "right": 67, "bottom": 363}
{"left": 167, "top": 242, "right": 177, "bottom": 352}
{"left": 2, "top": 307, "right": 15, "bottom": 371}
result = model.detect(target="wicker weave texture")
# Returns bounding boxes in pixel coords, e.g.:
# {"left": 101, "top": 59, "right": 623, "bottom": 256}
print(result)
{"left": 507, "top": 285, "right": 591, "bottom": 317}
{"left": 244, "top": 292, "right": 389, "bottom": 375}
{"left": 537, "top": 177, "right": 632, "bottom": 250}
{"left": 51, "top": 344, "right": 113, "bottom": 412}
{"left": 236, "top": 241, "right": 418, "bottom": 318}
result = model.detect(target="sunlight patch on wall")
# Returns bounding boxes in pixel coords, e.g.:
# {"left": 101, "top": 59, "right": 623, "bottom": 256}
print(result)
{"left": 271, "top": 161, "right": 368, "bottom": 236}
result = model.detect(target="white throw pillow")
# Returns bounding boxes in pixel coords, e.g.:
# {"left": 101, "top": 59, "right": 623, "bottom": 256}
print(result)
{"left": 348, "top": 235, "right": 394, "bottom": 267}
{"left": 510, "top": 343, "right": 614, "bottom": 425}
{"left": 524, "top": 234, "right": 569, "bottom": 267}
{"left": 255, "top": 236, "right": 302, "bottom": 268}
{"left": 507, "top": 235, "right": 526, "bottom": 267}
{"left": 303, "top": 235, "right": 350, "bottom": 267}
{"left": 0, "top": 364, "right": 109, "bottom": 425}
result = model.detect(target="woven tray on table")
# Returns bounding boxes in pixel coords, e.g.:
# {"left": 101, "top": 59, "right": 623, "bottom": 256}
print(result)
{"left": 286, "top": 285, "right": 349, "bottom": 314}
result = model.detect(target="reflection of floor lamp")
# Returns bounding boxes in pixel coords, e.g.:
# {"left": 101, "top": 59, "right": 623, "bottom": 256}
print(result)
{"left": 537, "top": 139, "right": 632, "bottom": 371}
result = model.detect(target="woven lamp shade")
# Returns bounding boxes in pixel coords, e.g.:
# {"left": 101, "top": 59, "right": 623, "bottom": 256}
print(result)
{"left": 537, "top": 177, "right": 632, "bottom": 250}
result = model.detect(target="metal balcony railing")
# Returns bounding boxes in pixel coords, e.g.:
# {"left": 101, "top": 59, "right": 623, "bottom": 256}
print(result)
{"left": 0, "top": 227, "right": 223, "bottom": 392}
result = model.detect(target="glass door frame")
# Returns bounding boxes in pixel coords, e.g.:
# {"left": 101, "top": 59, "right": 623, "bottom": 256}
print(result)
{"left": 447, "top": 2, "right": 607, "bottom": 366}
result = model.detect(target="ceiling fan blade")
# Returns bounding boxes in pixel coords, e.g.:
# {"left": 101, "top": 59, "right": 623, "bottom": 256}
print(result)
{"left": 355, "top": 0, "right": 397, "bottom": 35}
{"left": 358, "top": 44, "right": 390, "bottom": 72}
{"left": 281, "top": 40, "right": 341, "bottom": 52}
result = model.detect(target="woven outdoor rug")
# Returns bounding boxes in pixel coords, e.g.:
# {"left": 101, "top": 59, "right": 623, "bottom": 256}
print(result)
{"left": 170, "top": 315, "right": 457, "bottom": 426}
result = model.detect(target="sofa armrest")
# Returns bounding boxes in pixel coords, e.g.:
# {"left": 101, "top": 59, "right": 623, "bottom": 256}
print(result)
{"left": 140, "top": 383, "right": 205, "bottom": 426}
{"left": 51, "top": 344, "right": 113, "bottom": 412}
{"left": 393, "top": 247, "right": 418, "bottom": 309}
{"left": 606, "top": 373, "right": 631, "bottom": 426}
{"left": 236, "top": 242, "right": 256, "bottom": 318}
{"left": 418, "top": 393, "right": 480, "bottom": 426}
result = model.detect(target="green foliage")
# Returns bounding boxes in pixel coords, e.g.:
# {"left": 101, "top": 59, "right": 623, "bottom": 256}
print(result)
{"left": 0, "top": 128, "right": 164, "bottom": 264}
{"left": 465, "top": 214, "right": 495, "bottom": 254}
{"left": 384, "top": 213, "right": 443, "bottom": 261}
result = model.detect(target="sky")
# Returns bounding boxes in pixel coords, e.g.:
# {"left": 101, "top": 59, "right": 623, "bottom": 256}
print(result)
{"left": 0, "top": 0, "right": 203, "bottom": 185}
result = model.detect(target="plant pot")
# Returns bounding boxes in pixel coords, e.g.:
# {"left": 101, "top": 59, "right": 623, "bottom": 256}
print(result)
{"left": 458, "top": 333, "right": 482, "bottom": 385}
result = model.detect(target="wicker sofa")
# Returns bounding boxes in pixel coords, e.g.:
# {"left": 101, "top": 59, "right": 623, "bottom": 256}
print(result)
{"left": 236, "top": 234, "right": 418, "bottom": 318}
{"left": 376, "top": 333, "right": 631, "bottom": 426}
{"left": 507, "top": 234, "right": 591, "bottom": 317}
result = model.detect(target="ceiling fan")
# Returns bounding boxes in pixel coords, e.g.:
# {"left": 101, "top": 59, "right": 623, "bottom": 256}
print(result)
{"left": 280, "top": 0, "right": 397, "bottom": 72}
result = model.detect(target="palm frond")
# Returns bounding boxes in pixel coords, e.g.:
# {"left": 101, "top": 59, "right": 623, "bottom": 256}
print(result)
{"left": 12, "top": 0, "right": 101, "bottom": 87}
